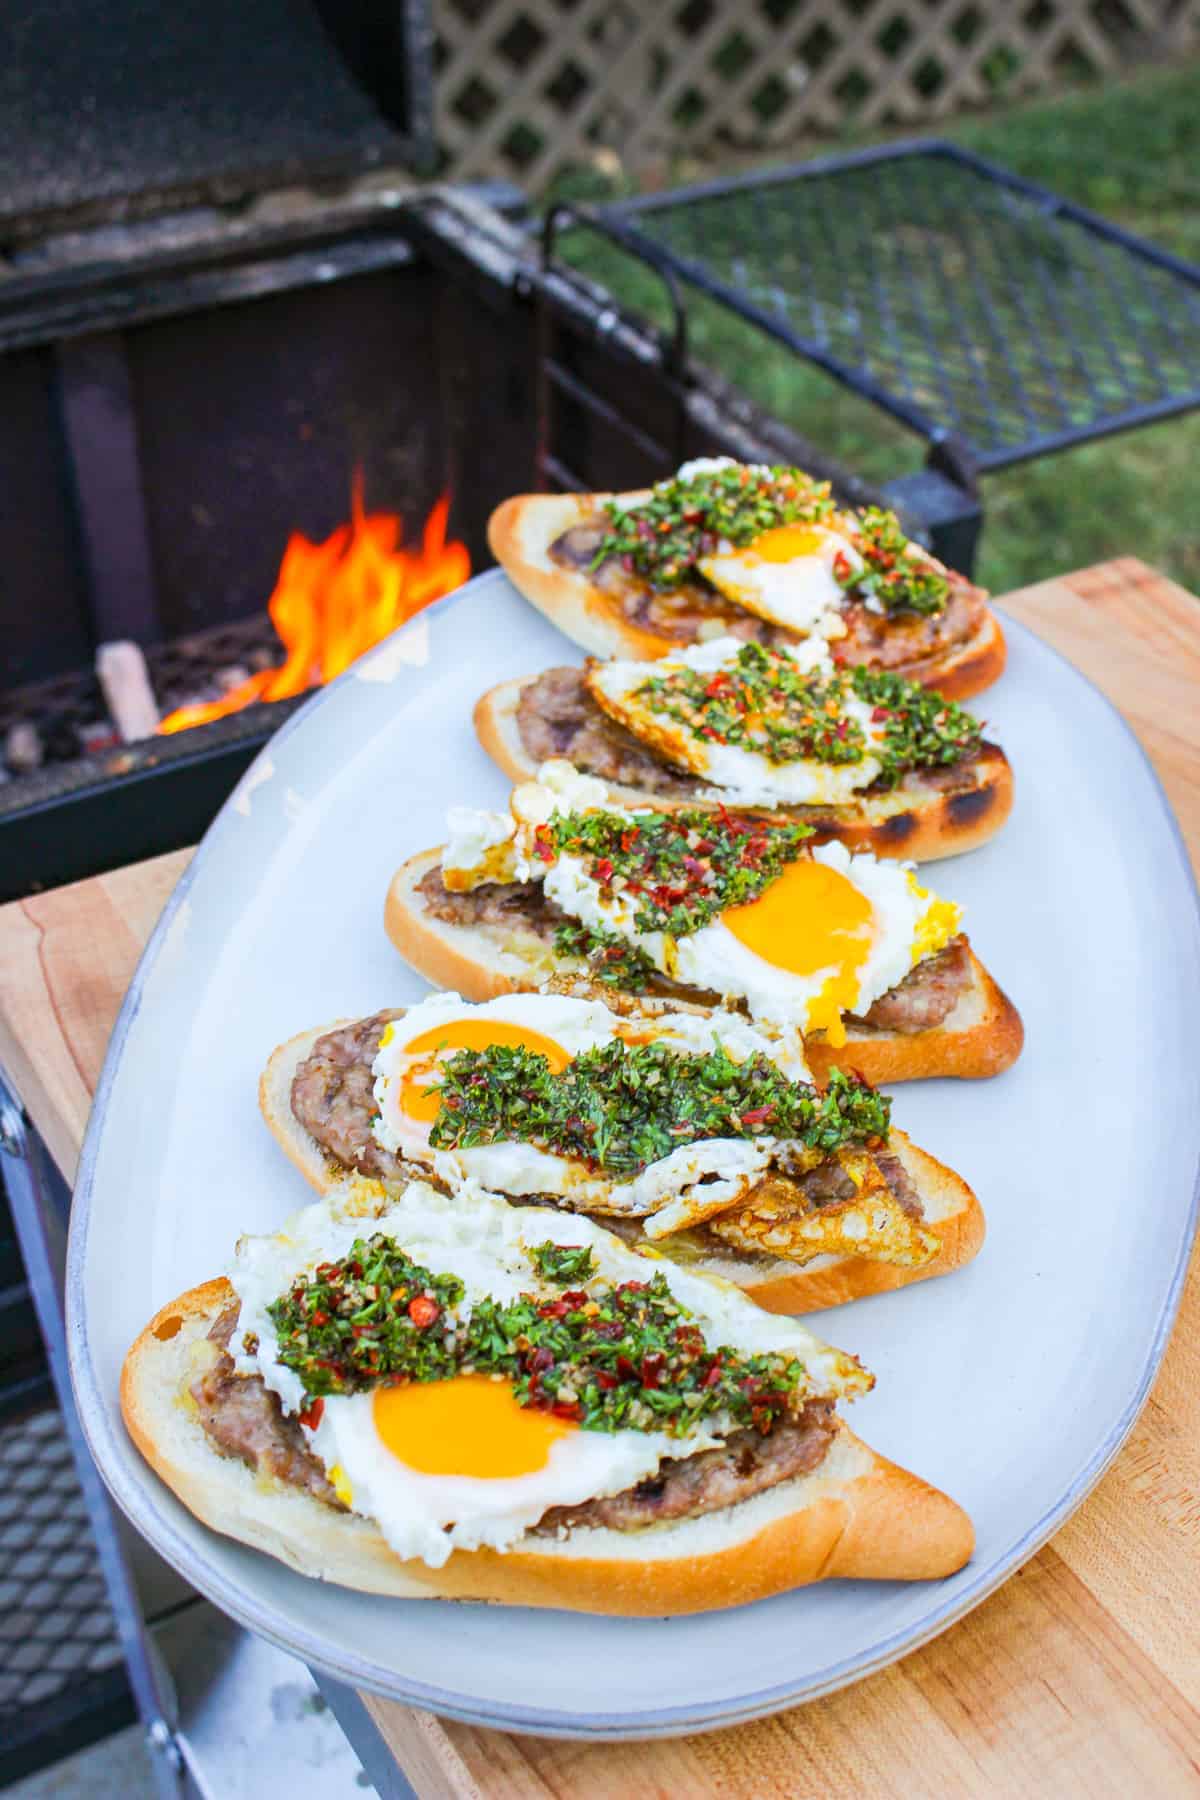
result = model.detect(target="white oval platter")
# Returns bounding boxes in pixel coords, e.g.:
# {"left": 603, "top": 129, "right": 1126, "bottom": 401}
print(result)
{"left": 66, "top": 568, "right": 1200, "bottom": 1738}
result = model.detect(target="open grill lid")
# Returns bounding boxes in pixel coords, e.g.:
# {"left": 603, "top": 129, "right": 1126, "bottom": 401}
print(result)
{"left": 0, "top": 0, "right": 434, "bottom": 239}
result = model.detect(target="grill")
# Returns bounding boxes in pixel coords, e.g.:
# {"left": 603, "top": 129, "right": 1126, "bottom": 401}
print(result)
{"left": 0, "top": 0, "right": 431, "bottom": 237}
{"left": 0, "top": 183, "right": 897, "bottom": 904}
{"left": 0, "top": 1407, "right": 129, "bottom": 1771}
{"left": 580, "top": 142, "right": 1200, "bottom": 476}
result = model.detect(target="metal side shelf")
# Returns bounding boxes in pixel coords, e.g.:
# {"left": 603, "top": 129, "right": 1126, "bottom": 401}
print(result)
{"left": 0, "top": 1072, "right": 402, "bottom": 1797}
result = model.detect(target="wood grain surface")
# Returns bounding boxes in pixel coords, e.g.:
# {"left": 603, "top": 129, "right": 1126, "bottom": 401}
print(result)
{"left": 1, "top": 559, "right": 1197, "bottom": 1797}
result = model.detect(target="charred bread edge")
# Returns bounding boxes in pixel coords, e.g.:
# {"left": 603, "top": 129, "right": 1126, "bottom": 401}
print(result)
{"left": 486, "top": 492, "right": 1007, "bottom": 701}
{"left": 121, "top": 1277, "right": 974, "bottom": 1610}
{"left": 472, "top": 678, "right": 1014, "bottom": 864}
{"left": 383, "top": 847, "right": 1023, "bottom": 1086}
{"left": 260, "top": 1010, "right": 986, "bottom": 1315}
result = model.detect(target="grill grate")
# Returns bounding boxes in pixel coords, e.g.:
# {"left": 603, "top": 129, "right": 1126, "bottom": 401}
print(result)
{"left": 0, "top": 1408, "right": 123, "bottom": 1714}
{"left": 597, "top": 143, "right": 1200, "bottom": 471}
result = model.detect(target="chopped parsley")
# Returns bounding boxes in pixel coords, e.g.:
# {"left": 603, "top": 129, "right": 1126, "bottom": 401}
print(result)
{"left": 266, "top": 1240, "right": 466, "bottom": 1400}
{"left": 849, "top": 666, "right": 982, "bottom": 786}
{"left": 267, "top": 1235, "right": 808, "bottom": 1434}
{"left": 466, "top": 1272, "right": 806, "bottom": 1434}
{"left": 552, "top": 918, "right": 659, "bottom": 989}
{"left": 528, "top": 1241, "right": 598, "bottom": 1286}
{"left": 428, "top": 1040, "right": 890, "bottom": 1178}
{"left": 838, "top": 507, "right": 949, "bottom": 616}
{"left": 637, "top": 640, "right": 867, "bottom": 768}
{"left": 629, "top": 642, "right": 981, "bottom": 790}
{"left": 539, "top": 806, "right": 811, "bottom": 937}
{"left": 594, "top": 463, "right": 834, "bottom": 591}
{"left": 590, "top": 463, "right": 948, "bottom": 618}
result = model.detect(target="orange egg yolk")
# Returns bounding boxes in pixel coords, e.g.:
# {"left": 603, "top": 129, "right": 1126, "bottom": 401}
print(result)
{"left": 400, "top": 1019, "right": 571, "bottom": 1122}
{"left": 372, "top": 1376, "right": 574, "bottom": 1477}
{"left": 722, "top": 859, "right": 875, "bottom": 1047}
{"left": 745, "top": 523, "right": 835, "bottom": 564}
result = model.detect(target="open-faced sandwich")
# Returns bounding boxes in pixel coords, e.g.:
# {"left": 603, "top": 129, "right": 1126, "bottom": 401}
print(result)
{"left": 477, "top": 637, "right": 1011, "bottom": 863}
{"left": 123, "top": 1175, "right": 973, "bottom": 1611}
{"left": 488, "top": 458, "right": 1005, "bottom": 700}
{"left": 260, "top": 990, "right": 986, "bottom": 1314}
{"left": 384, "top": 763, "right": 1023, "bottom": 1087}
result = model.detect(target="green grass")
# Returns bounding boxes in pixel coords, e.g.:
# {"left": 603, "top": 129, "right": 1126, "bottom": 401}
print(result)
{"left": 549, "top": 62, "right": 1200, "bottom": 597}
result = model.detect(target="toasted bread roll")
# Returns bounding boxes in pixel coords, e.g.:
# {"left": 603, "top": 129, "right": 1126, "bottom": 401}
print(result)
{"left": 488, "top": 490, "right": 1007, "bottom": 702}
{"left": 382, "top": 847, "right": 1024, "bottom": 1087}
{"left": 259, "top": 1014, "right": 986, "bottom": 1316}
{"left": 474, "top": 677, "right": 1013, "bottom": 864}
{"left": 122, "top": 1278, "right": 974, "bottom": 1611}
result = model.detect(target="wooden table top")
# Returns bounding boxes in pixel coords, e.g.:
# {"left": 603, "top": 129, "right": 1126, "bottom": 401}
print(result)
{"left": 2, "top": 557, "right": 1199, "bottom": 1796}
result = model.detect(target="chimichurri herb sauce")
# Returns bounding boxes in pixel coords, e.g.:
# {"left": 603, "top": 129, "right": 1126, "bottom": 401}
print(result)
{"left": 266, "top": 1235, "right": 811, "bottom": 1435}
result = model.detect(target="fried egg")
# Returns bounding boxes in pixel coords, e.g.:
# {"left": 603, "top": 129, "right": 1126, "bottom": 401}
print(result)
{"left": 228, "top": 1177, "right": 868, "bottom": 1566}
{"left": 586, "top": 636, "right": 888, "bottom": 806}
{"left": 698, "top": 524, "right": 860, "bottom": 638}
{"left": 545, "top": 837, "right": 961, "bottom": 1048}
{"left": 370, "top": 990, "right": 808, "bottom": 1217}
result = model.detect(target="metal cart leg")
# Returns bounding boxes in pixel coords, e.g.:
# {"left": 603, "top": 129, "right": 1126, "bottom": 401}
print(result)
{"left": 0, "top": 1072, "right": 185, "bottom": 1798}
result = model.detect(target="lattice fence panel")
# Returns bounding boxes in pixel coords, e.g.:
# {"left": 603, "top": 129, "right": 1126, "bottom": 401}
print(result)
{"left": 433, "top": 0, "right": 1200, "bottom": 191}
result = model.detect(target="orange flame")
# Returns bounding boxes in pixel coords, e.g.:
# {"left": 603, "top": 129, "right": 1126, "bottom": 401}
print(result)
{"left": 157, "top": 477, "right": 470, "bottom": 734}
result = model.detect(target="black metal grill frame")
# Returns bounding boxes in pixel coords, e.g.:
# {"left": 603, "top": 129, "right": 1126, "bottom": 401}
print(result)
{"left": 570, "top": 140, "right": 1200, "bottom": 475}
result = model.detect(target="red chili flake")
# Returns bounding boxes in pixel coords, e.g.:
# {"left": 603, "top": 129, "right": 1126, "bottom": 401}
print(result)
{"left": 533, "top": 826, "right": 555, "bottom": 865}
{"left": 640, "top": 1353, "right": 666, "bottom": 1389}
{"left": 703, "top": 1363, "right": 724, "bottom": 1388}
{"left": 594, "top": 857, "right": 614, "bottom": 883}
{"left": 309, "top": 1308, "right": 328, "bottom": 1327}
{"left": 616, "top": 1354, "right": 637, "bottom": 1381}
{"left": 407, "top": 1296, "right": 439, "bottom": 1329}
{"left": 553, "top": 1399, "right": 582, "bottom": 1421}
{"left": 704, "top": 672, "right": 729, "bottom": 697}
{"left": 739, "top": 1103, "right": 776, "bottom": 1127}
{"left": 870, "top": 706, "right": 891, "bottom": 722}
{"left": 595, "top": 1371, "right": 618, "bottom": 1391}
{"left": 539, "top": 1298, "right": 571, "bottom": 1320}
{"left": 832, "top": 551, "right": 854, "bottom": 581}
{"left": 298, "top": 1398, "right": 324, "bottom": 1430}
{"left": 620, "top": 827, "right": 640, "bottom": 852}
{"left": 528, "top": 1346, "right": 556, "bottom": 1373}
{"left": 699, "top": 725, "right": 721, "bottom": 740}
{"left": 561, "top": 1290, "right": 590, "bottom": 1309}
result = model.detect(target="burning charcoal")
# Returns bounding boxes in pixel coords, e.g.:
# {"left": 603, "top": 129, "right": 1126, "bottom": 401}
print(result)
{"left": 5, "top": 721, "right": 43, "bottom": 773}
{"left": 78, "top": 721, "right": 122, "bottom": 755}
{"left": 96, "top": 640, "right": 160, "bottom": 742}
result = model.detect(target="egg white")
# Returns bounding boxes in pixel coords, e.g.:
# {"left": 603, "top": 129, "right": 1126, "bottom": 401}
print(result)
{"left": 586, "top": 636, "right": 887, "bottom": 805}
{"left": 227, "top": 1177, "right": 868, "bottom": 1567}
{"left": 698, "top": 527, "right": 860, "bottom": 638}
{"left": 371, "top": 991, "right": 810, "bottom": 1219}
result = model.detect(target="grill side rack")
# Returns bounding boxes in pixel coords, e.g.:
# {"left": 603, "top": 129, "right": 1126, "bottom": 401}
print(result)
{"left": 552, "top": 141, "right": 1200, "bottom": 485}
